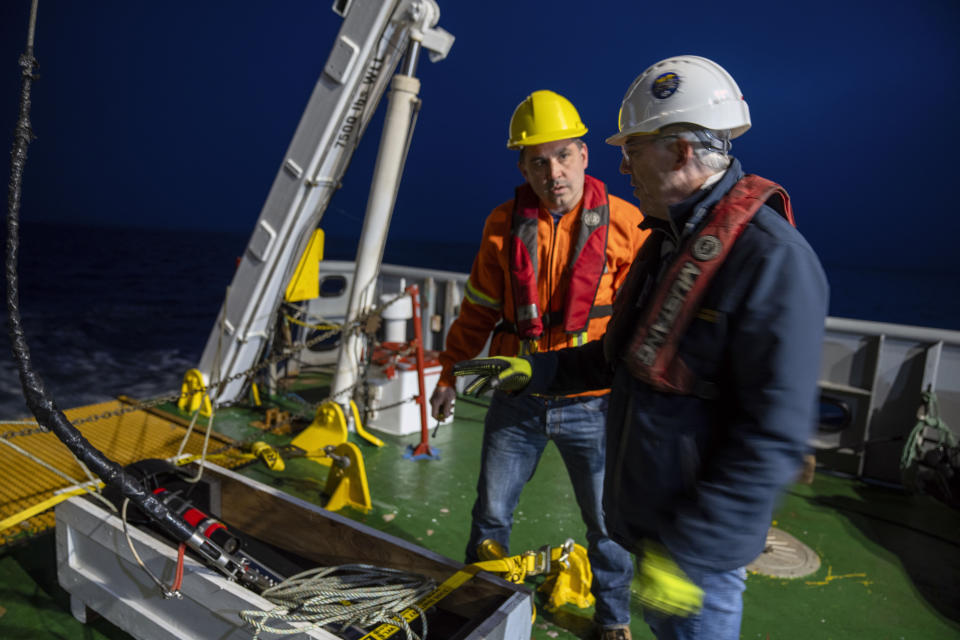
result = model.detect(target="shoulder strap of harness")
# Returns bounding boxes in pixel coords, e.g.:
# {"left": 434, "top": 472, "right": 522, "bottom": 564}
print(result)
{"left": 508, "top": 183, "right": 543, "bottom": 338}
{"left": 625, "top": 174, "right": 794, "bottom": 394}
{"left": 563, "top": 176, "right": 610, "bottom": 333}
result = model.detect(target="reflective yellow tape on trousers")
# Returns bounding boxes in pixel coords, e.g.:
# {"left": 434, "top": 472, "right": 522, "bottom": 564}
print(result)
{"left": 359, "top": 565, "right": 483, "bottom": 640}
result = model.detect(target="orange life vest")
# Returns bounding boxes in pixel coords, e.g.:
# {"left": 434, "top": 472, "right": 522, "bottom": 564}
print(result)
{"left": 624, "top": 174, "right": 795, "bottom": 394}
{"left": 508, "top": 175, "right": 610, "bottom": 339}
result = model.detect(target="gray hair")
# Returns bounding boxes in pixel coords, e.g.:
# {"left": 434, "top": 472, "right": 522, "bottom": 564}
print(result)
{"left": 659, "top": 124, "right": 732, "bottom": 172}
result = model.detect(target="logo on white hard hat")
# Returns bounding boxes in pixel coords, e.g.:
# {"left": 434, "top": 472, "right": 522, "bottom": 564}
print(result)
{"left": 651, "top": 72, "right": 680, "bottom": 99}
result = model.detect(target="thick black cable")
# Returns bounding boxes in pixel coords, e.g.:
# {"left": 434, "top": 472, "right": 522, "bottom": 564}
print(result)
{"left": 4, "top": 0, "right": 200, "bottom": 551}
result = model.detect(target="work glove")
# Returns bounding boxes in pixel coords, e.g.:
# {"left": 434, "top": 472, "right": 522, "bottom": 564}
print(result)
{"left": 453, "top": 356, "right": 532, "bottom": 396}
{"left": 430, "top": 384, "right": 457, "bottom": 421}
{"left": 634, "top": 541, "right": 704, "bottom": 617}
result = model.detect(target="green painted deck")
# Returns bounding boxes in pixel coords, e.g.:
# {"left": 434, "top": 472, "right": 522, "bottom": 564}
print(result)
{"left": 0, "top": 381, "right": 958, "bottom": 639}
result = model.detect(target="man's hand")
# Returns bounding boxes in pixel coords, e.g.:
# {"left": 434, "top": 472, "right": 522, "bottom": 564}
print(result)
{"left": 453, "top": 356, "right": 532, "bottom": 396}
{"left": 635, "top": 541, "right": 704, "bottom": 617}
{"left": 430, "top": 384, "right": 457, "bottom": 421}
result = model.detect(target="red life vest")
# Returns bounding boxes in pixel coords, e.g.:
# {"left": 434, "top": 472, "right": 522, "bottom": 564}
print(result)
{"left": 508, "top": 175, "right": 610, "bottom": 340}
{"left": 625, "top": 174, "right": 795, "bottom": 394}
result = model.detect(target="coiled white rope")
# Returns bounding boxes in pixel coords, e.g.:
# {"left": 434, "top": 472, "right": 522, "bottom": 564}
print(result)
{"left": 240, "top": 564, "right": 436, "bottom": 639}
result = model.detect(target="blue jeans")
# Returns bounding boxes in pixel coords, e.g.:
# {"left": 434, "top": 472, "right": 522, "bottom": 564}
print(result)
{"left": 465, "top": 392, "right": 633, "bottom": 627}
{"left": 642, "top": 559, "right": 747, "bottom": 640}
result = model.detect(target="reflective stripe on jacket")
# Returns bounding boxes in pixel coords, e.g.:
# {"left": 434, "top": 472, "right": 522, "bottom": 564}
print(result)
{"left": 437, "top": 177, "right": 647, "bottom": 389}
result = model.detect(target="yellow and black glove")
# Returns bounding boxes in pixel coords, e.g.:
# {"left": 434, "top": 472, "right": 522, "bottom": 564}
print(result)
{"left": 453, "top": 356, "right": 532, "bottom": 396}
{"left": 635, "top": 541, "right": 704, "bottom": 617}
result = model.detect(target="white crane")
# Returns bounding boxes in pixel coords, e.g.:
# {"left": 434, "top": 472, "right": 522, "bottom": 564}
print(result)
{"left": 195, "top": 0, "right": 453, "bottom": 405}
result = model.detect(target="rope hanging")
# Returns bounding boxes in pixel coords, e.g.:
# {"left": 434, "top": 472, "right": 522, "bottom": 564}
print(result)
{"left": 900, "top": 389, "right": 956, "bottom": 473}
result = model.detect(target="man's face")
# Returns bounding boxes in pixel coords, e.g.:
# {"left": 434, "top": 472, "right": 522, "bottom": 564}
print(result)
{"left": 518, "top": 139, "right": 588, "bottom": 214}
{"left": 619, "top": 134, "right": 677, "bottom": 220}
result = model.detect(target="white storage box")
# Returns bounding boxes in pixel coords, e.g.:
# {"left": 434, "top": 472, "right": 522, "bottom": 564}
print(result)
{"left": 366, "top": 344, "right": 453, "bottom": 436}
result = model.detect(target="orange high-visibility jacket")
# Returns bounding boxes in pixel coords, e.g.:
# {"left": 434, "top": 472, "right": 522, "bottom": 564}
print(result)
{"left": 438, "top": 178, "right": 648, "bottom": 393}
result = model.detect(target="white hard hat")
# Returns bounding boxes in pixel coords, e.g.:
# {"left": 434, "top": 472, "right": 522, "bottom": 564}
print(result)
{"left": 606, "top": 55, "right": 751, "bottom": 145}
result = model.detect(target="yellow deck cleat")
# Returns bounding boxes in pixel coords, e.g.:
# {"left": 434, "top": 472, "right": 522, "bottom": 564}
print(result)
{"left": 323, "top": 442, "right": 372, "bottom": 513}
{"left": 177, "top": 369, "right": 212, "bottom": 417}
{"left": 290, "top": 401, "right": 349, "bottom": 466}
{"left": 349, "top": 399, "right": 383, "bottom": 447}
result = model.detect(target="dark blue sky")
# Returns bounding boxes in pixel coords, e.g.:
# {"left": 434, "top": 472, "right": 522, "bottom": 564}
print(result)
{"left": 2, "top": 1, "right": 959, "bottom": 273}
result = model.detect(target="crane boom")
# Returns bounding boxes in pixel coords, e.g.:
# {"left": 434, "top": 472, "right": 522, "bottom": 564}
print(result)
{"left": 196, "top": 0, "right": 452, "bottom": 404}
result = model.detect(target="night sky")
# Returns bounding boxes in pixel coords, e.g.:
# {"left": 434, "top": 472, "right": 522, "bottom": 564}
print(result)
{"left": 2, "top": 1, "right": 959, "bottom": 274}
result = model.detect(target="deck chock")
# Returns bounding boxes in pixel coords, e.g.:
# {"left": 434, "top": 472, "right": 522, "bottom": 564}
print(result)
{"left": 403, "top": 443, "right": 440, "bottom": 460}
{"left": 290, "top": 401, "right": 348, "bottom": 467}
{"left": 350, "top": 399, "right": 384, "bottom": 447}
{"left": 323, "top": 442, "right": 372, "bottom": 513}
{"left": 177, "top": 368, "right": 212, "bottom": 417}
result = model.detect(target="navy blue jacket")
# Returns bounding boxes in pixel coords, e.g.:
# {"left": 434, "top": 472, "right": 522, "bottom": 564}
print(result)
{"left": 526, "top": 160, "right": 829, "bottom": 572}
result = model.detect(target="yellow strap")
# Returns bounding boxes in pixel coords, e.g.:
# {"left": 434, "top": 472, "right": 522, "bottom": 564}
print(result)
{"left": 282, "top": 314, "right": 341, "bottom": 331}
{"left": 359, "top": 565, "right": 482, "bottom": 640}
{"left": 0, "top": 481, "right": 105, "bottom": 532}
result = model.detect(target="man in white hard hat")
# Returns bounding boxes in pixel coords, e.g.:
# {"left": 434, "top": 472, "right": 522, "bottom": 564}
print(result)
{"left": 430, "top": 90, "right": 647, "bottom": 639}
{"left": 455, "top": 56, "right": 829, "bottom": 639}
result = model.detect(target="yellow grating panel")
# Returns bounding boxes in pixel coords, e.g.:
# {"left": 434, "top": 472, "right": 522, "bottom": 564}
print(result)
{"left": 0, "top": 400, "right": 239, "bottom": 546}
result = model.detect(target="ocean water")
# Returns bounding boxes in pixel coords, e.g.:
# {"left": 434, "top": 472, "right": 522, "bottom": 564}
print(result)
{"left": 2, "top": 221, "right": 958, "bottom": 417}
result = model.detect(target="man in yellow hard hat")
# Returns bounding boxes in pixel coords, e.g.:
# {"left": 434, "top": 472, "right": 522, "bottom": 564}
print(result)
{"left": 430, "top": 90, "right": 648, "bottom": 639}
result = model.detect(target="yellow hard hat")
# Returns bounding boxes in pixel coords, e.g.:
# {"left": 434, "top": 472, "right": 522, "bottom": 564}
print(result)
{"left": 507, "top": 90, "right": 588, "bottom": 149}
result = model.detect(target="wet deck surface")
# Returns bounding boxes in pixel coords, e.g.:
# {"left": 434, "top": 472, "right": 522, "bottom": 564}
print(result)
{"left": 0, "top": 384, "right": 958, "bottom": 639}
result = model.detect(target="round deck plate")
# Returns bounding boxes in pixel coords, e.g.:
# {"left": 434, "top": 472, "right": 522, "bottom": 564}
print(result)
{"left": 746, "top": 527, "right": 821, "bottom": 578}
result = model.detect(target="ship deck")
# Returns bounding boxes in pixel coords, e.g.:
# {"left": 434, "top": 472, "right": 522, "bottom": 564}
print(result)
{"left": 0, "top": 375, "right": 958, "bottom": 639}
